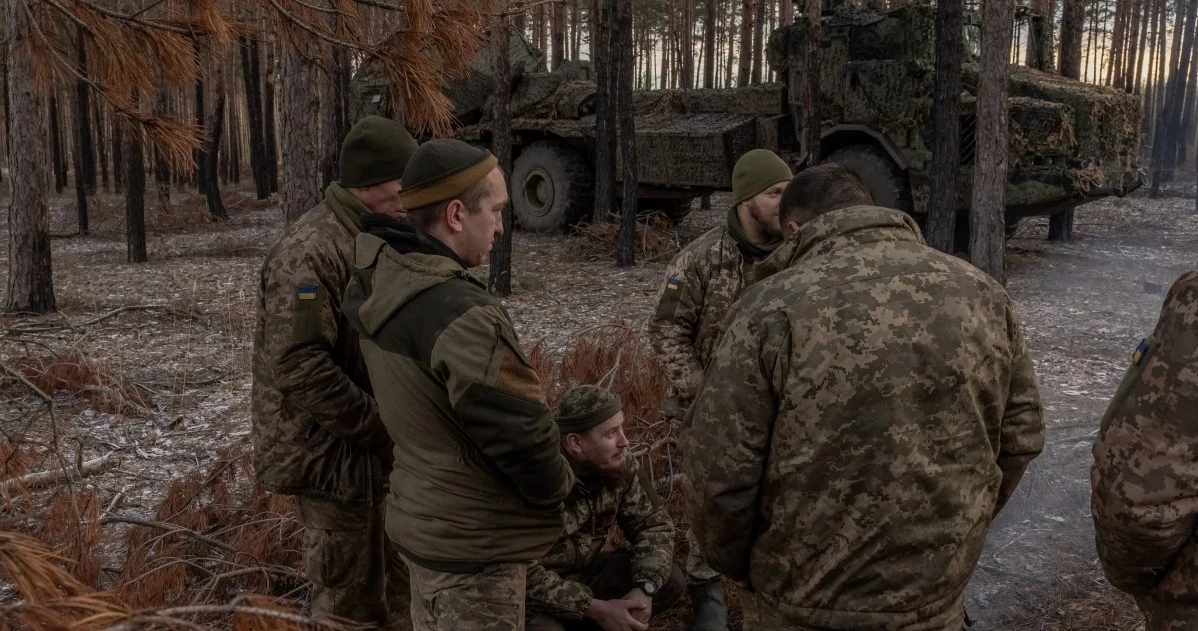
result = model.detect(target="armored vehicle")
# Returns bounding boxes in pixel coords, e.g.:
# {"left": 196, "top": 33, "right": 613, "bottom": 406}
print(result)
{"left": 354, "top": 4, "right": 1143, "bottom": 234}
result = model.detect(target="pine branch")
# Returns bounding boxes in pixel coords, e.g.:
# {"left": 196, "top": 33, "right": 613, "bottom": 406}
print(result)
{"left": 53, "top": 0, "right": 196, "bottom": 35}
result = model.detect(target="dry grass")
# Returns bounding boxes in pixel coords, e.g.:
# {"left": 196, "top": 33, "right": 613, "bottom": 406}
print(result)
{"left": 6, "top": 350, "right": 150, "bottom": 414}
{"left": 575, "top": 214, "right": 676, "bottom": 261}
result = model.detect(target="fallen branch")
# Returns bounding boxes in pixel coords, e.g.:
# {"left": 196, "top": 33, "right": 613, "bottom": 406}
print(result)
{"left": 0, "top": 453, "right": 119, "bottom": 494}
{"left": 98, "top": 516, "right": 234, "bottom": 553}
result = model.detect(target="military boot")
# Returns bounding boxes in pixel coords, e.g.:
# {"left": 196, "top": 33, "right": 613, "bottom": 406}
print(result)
{"left": 688, "top": 580, "right": 728, "bottom": 631}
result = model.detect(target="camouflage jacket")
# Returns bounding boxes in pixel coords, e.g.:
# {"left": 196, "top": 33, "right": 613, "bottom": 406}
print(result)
{"left": 1092, "top": 270, "right": 1198, "bottom": 627}
{"left": 343, "top": 217, "right": 574, "bottom": 568}
{"left": 251, "top": 185, "right": 389, "bottom": 505}
{"left": 526, "top": 458, "right": 674, "bottom": 618}
{"left": 682, "top": 206, "right": 1045, "bottom": 631}
{"left": 648, "top": 208, "right": 778, "bottom": 413}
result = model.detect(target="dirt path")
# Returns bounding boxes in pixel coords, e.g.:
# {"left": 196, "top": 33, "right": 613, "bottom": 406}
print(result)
{"left": 1, "top": 185, "right": 1196, "bottom": 628}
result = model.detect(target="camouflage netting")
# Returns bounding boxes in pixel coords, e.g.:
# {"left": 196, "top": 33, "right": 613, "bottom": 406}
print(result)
{"left": 1007, "top": 97, "right": 1078, "bottom": 164}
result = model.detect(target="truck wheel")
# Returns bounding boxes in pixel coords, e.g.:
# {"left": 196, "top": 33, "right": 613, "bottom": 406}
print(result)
{"left": 511, "top": 141, "right": 593, "bottom": 232}
{"left": 823, "top": 145, "right": 912, "bottom": 213}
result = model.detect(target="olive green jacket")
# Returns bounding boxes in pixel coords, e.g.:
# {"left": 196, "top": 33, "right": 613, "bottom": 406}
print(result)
{"left": 344, "top": 219, "right": 574, "bottom": 568}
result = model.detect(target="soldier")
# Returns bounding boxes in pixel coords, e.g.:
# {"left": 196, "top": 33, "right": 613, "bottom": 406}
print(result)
{"left": 343, "top": 139, "right": 574, "bottom": 631}
{"left": 1091, "top": 270, "right": 1198, "bottom": 631}
{"left": 526, "top": 385, "right": 685, "bottom": 631}
{"left": 647, "top": 149, "right": 792, "bottom": 630}
{"left": 683, "top": 163, "right": 1045, "bottom": 631}
{"left": 252, "top": 115, "right": 417, "bottom": 629}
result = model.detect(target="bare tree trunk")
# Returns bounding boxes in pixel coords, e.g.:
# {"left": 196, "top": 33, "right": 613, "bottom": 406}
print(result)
{"left": 50, "top": 92, "right": 66, "bottom": 193}
{"left": 681, "top": 0, "right": 696, "bottom": 88}
{"left": 1060, "top": 0, "right": 1084, "bottom": 76}
{"left": 572, "top": 0, "right": 582, "bottom": 59}
{"left": 264, "top": 28, "right": 280, "bottom": 194}
{"left": 970, "top": 0, "right": 1013, "bottom": 283}
{"left": 1108, "top": 0, "right": 1127, "bottom": 87}
{"left": 204, "top": 56, "right": 228, "bottom": 219}
{"left": 75, "top": 26, "right": 96, "bottom": 195}
{"left": 593, "top": 0, "right": 616, "bottom": 222}
{"left": 320, "top": 4, "right": 349, "bottom": 189}
{"left": 6, "top": 0, "right": 56, "bottom": 314}
{"left": 240, "top": 37, "right": 269, "bottom": 200}
{"left": 553, "top": 0, "right": 567, "bottom": 70}
{"left": 490, "top": 11, "right": 514, "bottom": 297}
{"left": 725, "top": 0, "right": 736, "bottom": 88}
{"left": 125, "top": 119, "right": 148, "bottom": 263}
{"left": 95, "top": 99, "right": 109, "bottom": 192}
{"left": 73, "top": 86, "right": 89, "bottom": 236}
{"left": 1175, "top": 17, "right": 1198, "bottom": 169}
{"left": 738, "top": 0, "right": 752, "bottom": 86}
{"left": 781, "top": 0, "right": 793, "bottom": 25}
{"left": 113, "top": 109, "right": 125, "bottom": 194}
{"left": 1152, "top": 0, "right": 1196, "bottom": 196}
{"left": 804, "top": 0, "right": 821, "bottom": 162}
{"left": 1123, "top": 0, "right": 1142, "bottom": 91}
{"left": 153, "top": 87, "right": 171, "bottom": 213}
{"left": 616, "top": 0, "right": 638, "bottom": 267}
{"left": 751, "top": 0, "right": 765, "bottom": 83}
{"left": 926, "top": 0, "right": 964, "bottom": 253}
{"left": 704, "top": 0, "right": 717, "bottom": 87}
{"left": 281, "top": 50, "right": 320, "bottom": 223}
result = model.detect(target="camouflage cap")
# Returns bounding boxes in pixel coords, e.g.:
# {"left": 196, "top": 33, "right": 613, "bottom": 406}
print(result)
{"left": 732, "top": 149, "right": 793, "bottom": 204}
{"left": 556, "top": 385, "right": 623, "bottom": 434}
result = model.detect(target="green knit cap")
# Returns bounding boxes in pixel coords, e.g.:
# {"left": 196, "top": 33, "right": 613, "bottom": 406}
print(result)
{"left": 399, "top": 139, "right": 499, "bottom": 210}
{"left": 338, "top": 116, "right": 418, "bottom": 188}
{"left": 556, "top": 385, "right": 623, "bottom": 434}
{"left": 732, "top": 149, "right": 793, "bottom": 204}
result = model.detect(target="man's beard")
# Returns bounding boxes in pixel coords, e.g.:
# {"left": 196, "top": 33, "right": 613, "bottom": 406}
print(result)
{"left": 575, "top": 456, "right": 633, "bottom": 491}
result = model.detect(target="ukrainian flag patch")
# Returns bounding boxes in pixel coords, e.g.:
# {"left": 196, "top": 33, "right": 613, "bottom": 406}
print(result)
{"left": 666, "top": 277, "right": 680, "bottom": 291}
{"left": 1132, "top": 338, "right": 1149, "bottom": 365}
{"left": 297, "top": 284, "right": 318, "bottom": 301}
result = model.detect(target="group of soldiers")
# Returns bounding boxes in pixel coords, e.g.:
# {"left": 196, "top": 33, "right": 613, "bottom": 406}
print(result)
{"left": 251, "top": 114, "right": 1198, "bottom": 631}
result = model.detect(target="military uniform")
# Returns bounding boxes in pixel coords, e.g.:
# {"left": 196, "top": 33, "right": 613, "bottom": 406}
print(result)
{"left": 252, "top": 115, "right": 416, "bottom": 629}
{"left": 1092, "top": 270, "right": 1198, "bottom": 631}
{"left": 344, "top": 140, "right": 574, "bottom": 631}
{"left": 525, "top": 456, "right": 683, "bottom": 629}
{"left": 683, "top": 205, "right": 1045, "bottom": 631}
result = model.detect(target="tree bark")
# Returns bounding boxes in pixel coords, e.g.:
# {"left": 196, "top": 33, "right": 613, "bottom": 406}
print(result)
{"left": 1124, "top": 0, "right": 1143, "bottom": 91}
{"left": 681, "top": 0, "right": 696, "bottom": 88}
{"left": 925, "top": 0, "right": 964, "bottom": 253}
{"left": 1152, "top": 0, "right": 1197, "bottom": 196}
{"left": 970, "top": 0, "right": 1013, "bottom": 283}
{"left": 1107, "top": 0, "right": 1127, "bottom": 87}
{"left": 75, "top": 26, "right": 95, "bottom": 195}
{"left": 240, "top": 36, "right": 270, "bottom": 200}
{"left": 751, "top": 0, "right": 765, "bottom": 84}
{"left": 738, "top": 0, "right": 753, "bottom": 86}
{"left": 489, "top": 12, "right": 514, "bottom": 297}
{"left": 804, "top": 0, "right": 821, "bottom": 162}
{"left": 95, "top": 99, "right": 109, "bottom": 192}
{"left": 113, "top": 110, "right": 125, "bottom": 194}
{"left": 264, "top": 27, "right": 280, "bottom": 194}
{"left": 1059, "top": 0, "right": 1084, "bottom": 77}
{"left": 553, "top": 0, "right": 567, "bottom": 70}
{"left": 73, "top": 90, "right": 88, "bottom": 236}
{"left": 204, "top": 55, "right": 228, "bottom": 219}
{"left": 616, "top": 0, "right": 637, "bottom": 267}
{"left": 50, "top": 92, "right": 67, "bottom": 193}
{"left": 320, "top": 3, "right": 349, "bottom": 189}
{"left": 282, "top": 50, "right": 321, "bottom": 224}
{"left": 153, "top": 86, "right": 171, "bottom": 213}
{"left": 6, "top": 0, "right": 56, "bottom": 314}
{"left": 703, "top": 0, "right": 717, "bottom": 88}
{"left": 125, "top": 119, "right": 148, "bottom": 262}
{"left": 593, "top": 0, "right": 616, "bottom": 222}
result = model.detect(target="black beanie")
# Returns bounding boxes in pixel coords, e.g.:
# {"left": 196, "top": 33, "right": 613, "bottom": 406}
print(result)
{"left": 338, "top": 115, "right": 418, "bottom": 188}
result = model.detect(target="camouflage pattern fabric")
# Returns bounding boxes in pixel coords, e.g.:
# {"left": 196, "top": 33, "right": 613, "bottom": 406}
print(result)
{"left": 682, "top": 205, "right": 1045, "bottom": 631}
{"left": 251, "top": 187, "right": 390, "bottom": 505}
{"left": 526, "top": 551, "right": 685, "bottom": 630}
{"left": 525, "top": 458, "right": 674, "bottom": 618}
{"left": 1092, "top": 270, "right": 1198, "bottom": 631}
{"left": 407, "top": 561, "right": 526, "bottom": 631}
{"left": 295, "top": 496, "right": 411, "bottom": 630}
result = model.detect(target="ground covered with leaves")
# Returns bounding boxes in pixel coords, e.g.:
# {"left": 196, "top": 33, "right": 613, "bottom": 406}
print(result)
{"left": 0, "top": 182, "right": 1195, "bottom": 630}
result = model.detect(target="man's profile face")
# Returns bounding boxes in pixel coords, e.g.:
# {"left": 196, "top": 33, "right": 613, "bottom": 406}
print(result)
{"left": 743, "top": 182, "right": 787, "bottom": 239}
{"left": 568, "top": 412, "right": 631, "bottom": 487}
{"left": 456, "top": 168, "right": 509, "bottom": 267}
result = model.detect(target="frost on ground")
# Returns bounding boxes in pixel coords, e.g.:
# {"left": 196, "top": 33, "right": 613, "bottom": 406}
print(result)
{"left": 1, "top": 184, "right": 1195, "bottom": 630}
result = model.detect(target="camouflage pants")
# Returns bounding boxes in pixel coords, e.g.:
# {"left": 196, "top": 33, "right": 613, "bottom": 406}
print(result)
{"left": 525, "top": 551, "right": 686, "bottom": 630}
{"left": 740, "top": 592, "right": 971, "bottom": 631}
{"left": 406, "top": 560, "right": 526, "bottom": 631}
{"left": 1137, "top": 598, "right": 1198, "bottom": 631}
{"left": 295, "top": 496, "right": 411, "bottom": 630}
{"left": 685, "top": 528, "right": 722, "bottom": 585}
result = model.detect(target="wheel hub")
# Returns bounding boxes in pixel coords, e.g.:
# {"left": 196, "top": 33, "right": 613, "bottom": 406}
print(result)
{"left": 522, "top": 168, "right": 555, "bottom": 217}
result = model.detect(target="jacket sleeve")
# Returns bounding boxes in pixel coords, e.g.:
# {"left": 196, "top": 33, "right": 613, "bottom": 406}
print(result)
{"left": 617, "top": 461, "right": 675, "bottom": 588}
{"left": 682, "top": 309, "right": 782, "bottom": 583}
{"left": 648, "top": 248, "right": 708, "bottom": 413}
{"left": 1091, "top": 273, "right": 1198, "bottom": 595}
{"left": 525, "top": 561, "right": 594, "bottom": 619}
{"left": 432, "top": 305, "right": 574, "bottom": 508}
{"left": 994, "top": 308, "right": 1046, "bottom": 515}
{"left": 264, "top": 246, "right": 386, "bottom": 449}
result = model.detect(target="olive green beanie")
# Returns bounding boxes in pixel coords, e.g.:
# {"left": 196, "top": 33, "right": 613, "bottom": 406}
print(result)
{"left": 556, "top": 385, "right": 623, "bottom": 434}
{"left": 338, "top": 116, "right": 418, "bottom": 188}
{"left": 732, "top": 149, "right": 793, "bottom": 204}
{"left": 399, "top": 139, "right": 499, "bottom": 210}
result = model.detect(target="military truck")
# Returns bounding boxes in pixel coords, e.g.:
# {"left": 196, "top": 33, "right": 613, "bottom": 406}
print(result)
{"left": 354, "top": 4, "right": 1143, "bottom": 234}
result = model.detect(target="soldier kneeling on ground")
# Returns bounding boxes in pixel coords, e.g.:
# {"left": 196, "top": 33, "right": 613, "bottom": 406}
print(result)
{"left": 526, "top": 385, "right": 684, "bottom": 631}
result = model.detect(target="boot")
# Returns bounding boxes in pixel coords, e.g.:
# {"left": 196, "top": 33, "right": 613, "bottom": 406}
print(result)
{"left": 688, "top": 580, "right": 728, "bottom": 631}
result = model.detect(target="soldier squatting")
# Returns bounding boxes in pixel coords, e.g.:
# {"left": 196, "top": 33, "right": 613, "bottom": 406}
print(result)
{"left": 252, "top": 115, "right": 1198, "bottom": 631}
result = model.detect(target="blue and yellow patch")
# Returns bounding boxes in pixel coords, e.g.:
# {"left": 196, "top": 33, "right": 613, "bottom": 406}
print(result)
{"left": 666, "top": 277, "right": 680, "bottom": 291}
{"left": 1132, "top": 338, "right": 1149, "bottom": 365}
{"left": 297, "top": 284, "right": 318, "bottom": 301}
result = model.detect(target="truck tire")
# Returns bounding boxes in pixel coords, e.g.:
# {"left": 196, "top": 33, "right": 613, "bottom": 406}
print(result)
{"left": 511, "top": 141, "right": 593, "bottom": 232}
{"left": 823, "top": 145, "right": 912, "bottom": 213}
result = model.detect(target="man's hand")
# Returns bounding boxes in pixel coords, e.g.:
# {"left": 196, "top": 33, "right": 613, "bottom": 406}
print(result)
{"left": 623, "top": 587, "right": 653, "bottom": 623}
{"left": 586, "top": 598, "right": 649, "bottom": 631}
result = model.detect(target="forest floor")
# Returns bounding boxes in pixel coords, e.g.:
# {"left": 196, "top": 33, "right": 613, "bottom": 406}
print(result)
{"left": 1, "top": 181, "right": 1196, "bottom": 630}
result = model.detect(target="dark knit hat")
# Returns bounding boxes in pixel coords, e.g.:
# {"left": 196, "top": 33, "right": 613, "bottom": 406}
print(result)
{"left": 732, "top": 149, "right": 793, "bottom": 204}
{"left": 398, "top": 139, "right": 499, "bottom": 210}
{"left": 556, "top": 385, "right": 623, "bottom": 434}
{"left": 338, "top": 116, "right": 419, "bottom": 188}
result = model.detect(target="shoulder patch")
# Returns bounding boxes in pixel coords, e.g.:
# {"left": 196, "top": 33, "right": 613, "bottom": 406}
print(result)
{"left": 666, "top": 277, "right": 680, "bottom": 291}
{"left": 1132, "top": 338, "right": 1149, "bottom": 366}
{"left": 297, "top": 284, "right": 318, "bottom": 300}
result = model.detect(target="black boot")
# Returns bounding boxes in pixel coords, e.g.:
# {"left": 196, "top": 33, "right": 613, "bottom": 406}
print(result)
{"left": 688, "top": 580, "right": 728, "bottom": 631}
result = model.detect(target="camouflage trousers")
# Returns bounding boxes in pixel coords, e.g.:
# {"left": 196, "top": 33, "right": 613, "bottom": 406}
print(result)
{"left": 1137, "top": 598, "right": 1198, "bottom": 631}
{"left": 685, "top": 528, "right": 722, "bottom": 585}
{"left": 526, "top": 551, "right": 686, "bottom": 630}
{"left": 295, "top": 496, "right": 411, "bottom": 630}
{"left": 740, "top": 592, "right": 971, "bottom": 631}
{"left": 406, "top": 560, "right": 526, "bottom": 631}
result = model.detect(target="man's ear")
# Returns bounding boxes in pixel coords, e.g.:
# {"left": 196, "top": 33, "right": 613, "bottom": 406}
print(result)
{"left": 564, "top": 432, "right": 582, "bottom": 456}
{"left": 444, "top": 199, "right": 466, "bottom": 234}
{"left": 786, "top": 219, "right": 801, "bottom": 236}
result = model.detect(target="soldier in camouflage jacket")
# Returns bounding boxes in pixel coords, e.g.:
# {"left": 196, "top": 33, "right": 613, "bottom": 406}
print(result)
{"left": 1092, "top": 270, "right": 1198, "bottom": 631}
{"left": 684, "top": 165, "right": 1045, "bottom": 631}
{"left": 526, "top": 386, "right": 683, "bottom": 631}
{"left": 251, "top": 116, "right": 416, "bottom": 628}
